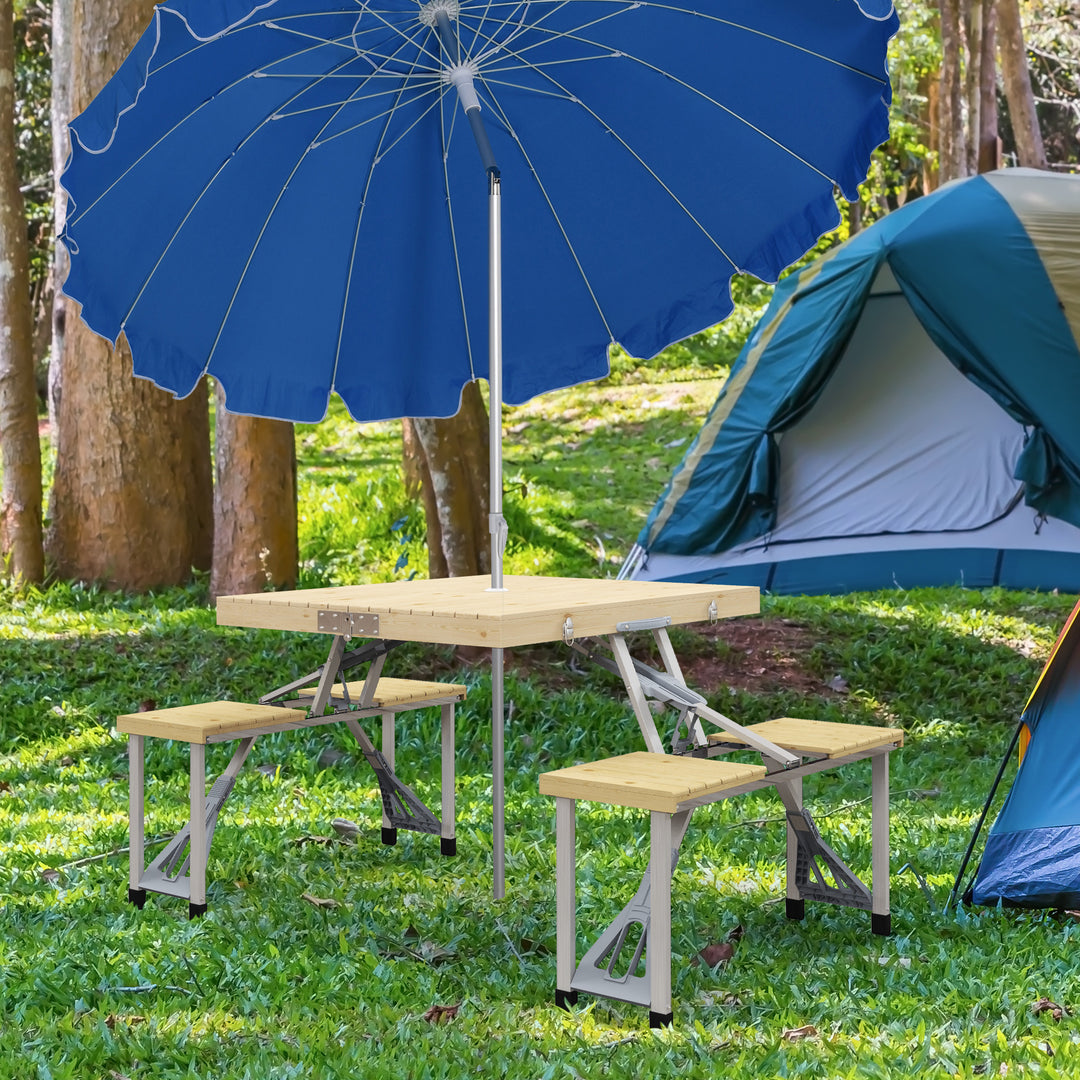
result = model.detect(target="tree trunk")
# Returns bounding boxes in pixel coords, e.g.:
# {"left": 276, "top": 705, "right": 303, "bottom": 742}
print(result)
{"left": 48, "top": 0, "right": 74, "bottom": 444}
{"left": 0, "top": 0, "right": 44, "bottom": 583}
{"left": 210, "top": 385, "right": 297, "bottom": 599}
{"left": 997, "top": 0, "right": 1048, "bottom": 169}
{"left": 47, "top": 0, "right": 213, "bottom": 589}
{"left": 938, "top": 0, "right": 967, "bottom": 183}
{"left": 410, "top": 381, "right": 490, "bottom": 579}
{"left": 977, "top": 0, "right": 1001, "bottom": 173}
{"left": 963, "top": 0, "right": 983, "bottom": 176}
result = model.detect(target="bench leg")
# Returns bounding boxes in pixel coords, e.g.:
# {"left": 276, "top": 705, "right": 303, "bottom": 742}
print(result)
{"left": 871, "top": 752, "right": 891, "bottom": 936}
{"left": 128, "top": 734, "right": 146, "bottom": 909}
{"left": 649, "top": 811, "right": 673, "bottom": 1028}
{"left": 555, "top": 797, "right": 578, "bottom": 1010}
{"left": 441, "top": 703, "right": 456, "bottom": 856}
{"left": 188, "top": 742, "right": 207, "bottom": 919}
{"left": 381, "top": 711, "right": 397, "bottom": 847}
{"left": 785, "top": 775, "right": 804, "bottom": 922}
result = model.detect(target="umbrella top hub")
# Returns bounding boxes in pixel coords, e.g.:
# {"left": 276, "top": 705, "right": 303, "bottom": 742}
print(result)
{"left": 419, "top": 0, "right": 462, "bottom": 28}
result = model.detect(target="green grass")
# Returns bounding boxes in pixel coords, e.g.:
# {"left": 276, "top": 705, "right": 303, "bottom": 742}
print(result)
{"left": 6, "top": 369, "right": 1080, "bottom": 1076}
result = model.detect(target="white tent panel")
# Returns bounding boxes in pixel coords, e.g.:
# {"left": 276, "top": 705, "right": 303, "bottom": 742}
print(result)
{"left": 769, "top": 293, "right": 1025, "bottom": 545}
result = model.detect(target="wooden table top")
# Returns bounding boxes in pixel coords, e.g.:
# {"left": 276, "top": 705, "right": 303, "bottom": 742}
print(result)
{"left": 217, "top": 575, "right": 759, "bottom": 648}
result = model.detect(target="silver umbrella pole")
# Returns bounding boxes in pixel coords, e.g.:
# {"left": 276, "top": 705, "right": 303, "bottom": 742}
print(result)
{"left": 436, "top": 9, "right": 508, "bottom": 897}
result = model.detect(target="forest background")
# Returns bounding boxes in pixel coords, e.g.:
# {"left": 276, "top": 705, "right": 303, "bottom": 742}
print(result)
{"left": 0, "top": 0, "right": 1078, "bottom": 594}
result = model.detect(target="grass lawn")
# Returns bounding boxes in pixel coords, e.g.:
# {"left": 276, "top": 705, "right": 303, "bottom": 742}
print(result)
{"left": 4, "top": 360, "right": 1080, "bottom": 1077}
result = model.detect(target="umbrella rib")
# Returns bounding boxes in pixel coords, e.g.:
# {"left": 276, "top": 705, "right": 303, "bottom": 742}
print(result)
{"left": 121, "top": 24, "right": 431, "bottom": 366}
{"left": 68, "top": 32, "right": 384, "bottom": 219}
{"left": 437, "top": 75, "right": 477, "bottom": 383}
{"left": 112, "top": 45, "right": 386, "bottom": 329}
{"left": 313, "top": 81, "right": 443, "bottom": 148}
{"left": 476, "top": 76, "right": 617, "bottom": 345}
{"left": 148, "top": 14, "right": 399, "bottom": 81}
{"left": 459, "top": 2, "right": 891, "bottom": 87}
{"left": 465, "top": 29, "right": 741, "bottom": 268}
{"left": 330, "top": 33, "right": 439, "bottom": 399}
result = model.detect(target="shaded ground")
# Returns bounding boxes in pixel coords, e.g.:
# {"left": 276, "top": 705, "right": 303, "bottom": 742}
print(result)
{"left": 483, "top": 616, "right": 828, "bottom": 697}
{"left": 680, "top": 617, "right": 827, "bottom": 696}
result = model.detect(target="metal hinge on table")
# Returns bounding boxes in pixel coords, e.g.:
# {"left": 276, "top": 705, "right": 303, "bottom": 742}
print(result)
{"left": 317, "top": 610, "right": 380, "bottom": 637}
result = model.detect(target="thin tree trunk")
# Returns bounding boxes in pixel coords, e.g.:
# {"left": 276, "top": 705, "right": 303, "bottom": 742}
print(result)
{"left": 48, "top": 0, "right": 72, "bottom": 443}
{"left": 997, "top": 0, "right": 1048, "bottom": 169}
{"left": 977, "top": 0, "right": 1000, "bottom": 173}
{"left": 964, "top": 0, "right": 984, "bottom": 176}
{"left": 0, "top": 0, "right": 44, "bottom": 583}
{"left": 47, "top": 0, "right": 213, "bottom": 589}
{"left": 210, "top": 385, "right": 297, "bottom": 599}
{"left": 411, "top": 381, "right": 490, "bottom": 579}
{"left": 939, "top": 0, "right": 967, "bottom": 183}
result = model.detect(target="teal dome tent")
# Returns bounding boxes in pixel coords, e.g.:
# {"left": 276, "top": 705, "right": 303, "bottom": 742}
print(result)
{"left": 623, "top": 169, "right": 1080, "bottom": 595}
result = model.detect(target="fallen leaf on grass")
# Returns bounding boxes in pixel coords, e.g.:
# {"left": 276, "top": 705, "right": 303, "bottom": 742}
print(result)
{"left": 694, "top": 942, "right": 735, "bottom": 967}
{"left": 302, "top": 892, "right": 339, "bottom": 910}
{"left": 59, "top": 755, "right": 73, "bottom": 767}
{"left": 783, "top": 1025, "right": 818, "bottom": 1042}
{"left": 291, "top": 835, "right": 335, "bottom": 847}
{"left": 109, "top": 1072, "right": 134, "bottom": 1080}
{"left": 422, "top": 1003, "right": 460, "bottom": 1025}
{"left": 332, "top": 818, "right": 361, "bottom": 841}
{"left": 104, "top": 1014, "right": 146, "bottom": 1030}
{"left": 0, "top": 781, "right": 11, "bottom": 793}
{"left": 1032, "top": 997, "right": 1066, "bottom": 1021}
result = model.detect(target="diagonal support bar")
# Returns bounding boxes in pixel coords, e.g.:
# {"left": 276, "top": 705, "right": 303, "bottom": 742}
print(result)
{"left": 344, "top": 717, "right": 442, "bottom": 836}
{"left": 774, "top": 780, "right": 872, "bottom": 910}
{"left": 570, "top": 810, "right": 692, "bottom": 1007}
{"left": 139, "top": 737, "right": 257, "bottom": 900}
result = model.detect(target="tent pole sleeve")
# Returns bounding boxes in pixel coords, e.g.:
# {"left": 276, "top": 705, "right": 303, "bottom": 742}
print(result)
{"left": 947, "top": 719, "right": 1024, "bottom": 911}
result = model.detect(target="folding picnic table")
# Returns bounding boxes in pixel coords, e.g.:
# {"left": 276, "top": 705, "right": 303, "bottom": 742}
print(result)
{"left": 216, "top": 574, "right": 761, "bottom": 897}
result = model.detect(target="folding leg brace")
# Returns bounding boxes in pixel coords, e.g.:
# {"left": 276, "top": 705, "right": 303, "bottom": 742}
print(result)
{"left": 775, "top": 754, "right": 891, "bottom": 935}
{"left": 128, "top": 733, "right": 256, "bottom": 919}
{"left": 264, "top": 635, "right": 456, "bottom": 853}
{"left": 557, "top": 799, "right": 690, "bottom": 1028}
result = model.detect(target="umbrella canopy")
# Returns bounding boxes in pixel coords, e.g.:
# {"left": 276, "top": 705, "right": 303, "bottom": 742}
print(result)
{"left": 61, "top": 0, "right": 897, "bottom": 425}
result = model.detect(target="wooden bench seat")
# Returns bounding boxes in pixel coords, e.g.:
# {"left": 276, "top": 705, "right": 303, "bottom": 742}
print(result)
{"left": 542, "top": 720, "right": 901, "bottom": 1027}
{"left": 118, "top": 701, "right": 306, "bottom": 743}
{"left": 120, "top": 679, "right": 466, "bottom": 918}
{"left": 297, "top": 678, "right": 466, "bottom": 708}
{"left": 539, "top": 752, "right": 766, "bottom": 813}
{"left": 708, "top": 717, "right": 903, "bottom": 758}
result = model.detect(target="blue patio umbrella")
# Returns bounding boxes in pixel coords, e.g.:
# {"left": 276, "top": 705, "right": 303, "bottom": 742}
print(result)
{"left": 60, "top": 0, "right": 896, "bottom": 895}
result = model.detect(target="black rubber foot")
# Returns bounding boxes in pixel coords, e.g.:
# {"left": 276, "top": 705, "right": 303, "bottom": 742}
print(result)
{"left": 786, "top": 898, "right": 805, "bottom": 921}
{"left": 649, "top": 1010, "right": 674, "bottom": 1029}
{"left": 128, "top": 888, "right": 146, "bottom": 910}
{"left": 872, "top": 912, "right": 892, "bottom": 937}
{"left": 382, "top": 827, "right": 398, "bottom": 847}
{"left": 555, "top": 989, "right": 578, "bottom": 1011}
{"left": 188, "top": 902, "right": 207, "bottom": 920}
{"left": 441, "top": 836, "right": 457, "bottom": 857}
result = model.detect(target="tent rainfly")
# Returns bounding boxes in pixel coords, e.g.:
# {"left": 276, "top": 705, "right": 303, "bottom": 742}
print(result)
{"left": 958, "top": 597, "right": 1080, "bottom": 908}
{"left": 622, "top": 169, "right": 1080, "bottom": 596}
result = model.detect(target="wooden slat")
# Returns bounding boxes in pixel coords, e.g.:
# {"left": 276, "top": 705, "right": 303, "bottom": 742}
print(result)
{"left": 539, "top": 752, "right": 767, "bottom": 813}
{"left": 117, "top": 701, "right": 304, "bottom": 744}
{"left": 217, "top": 575, "right": 759, "bottom": 646}
{"left": 708, "top": 718, "right": 903, "bottom": 758}
{"left": 297, "top": 677, "right": 466, "bottom": 707}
